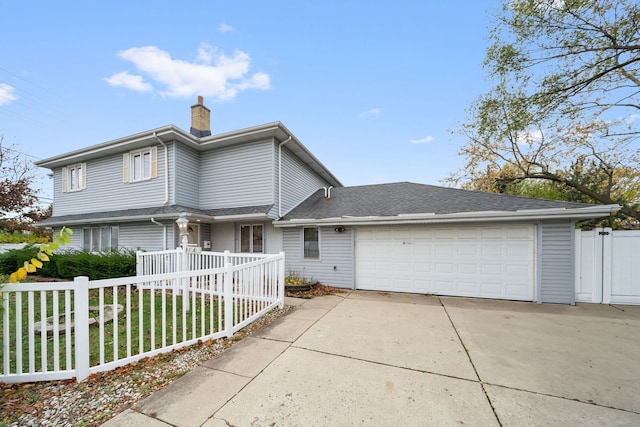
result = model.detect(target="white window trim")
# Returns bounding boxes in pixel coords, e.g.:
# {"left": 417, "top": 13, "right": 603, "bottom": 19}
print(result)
{"left": 302, "top": 226, "right": 320, "bottom": 261}
{"left": 82, "top": 226, "right": 119, "bottom": 252}
{"left": 61, "top": 163, "right": 86, "bottom": 193}
{"left": 123, "top": 146, "right": 157, "bottom": 183}
{"left": 239, "top": 223, "right": 265, "bottom": 254}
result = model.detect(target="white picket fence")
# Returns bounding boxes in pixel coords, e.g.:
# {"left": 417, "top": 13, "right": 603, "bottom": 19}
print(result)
{"left": 1, "top": 251, "right": 285, "bottom": 383}
{"left": 575, "top": 228, "right": 640, "bottom": 304}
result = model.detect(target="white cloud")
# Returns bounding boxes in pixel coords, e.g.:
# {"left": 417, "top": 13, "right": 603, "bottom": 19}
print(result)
{"left": 410, "top": 135, "right": 434, "bottom": 144}
{"left": 359, "top": 108, "right": 381, "bottom": 118}
{"left": 0, "top": 83, "right": 18, "bottom": 106}
{"left": 103, "top": 71, "right": 153, "bottom": 92}
{"left": 516, "top": 129, "right": 543, "bottom": 146}
{"left": 218, "top": 23, "right": 234, "bottom": 32}
{"left": 105, "top": 44, "right": 271, "bottom": 101}
{"left": 627, "top": 114, "right": 640, "bottom": 124}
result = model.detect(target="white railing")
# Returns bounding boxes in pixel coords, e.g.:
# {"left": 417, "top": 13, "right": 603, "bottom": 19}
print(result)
{"left": 1, "top": 252, "right": 285, "bottom": 383}
{"left": 137, "top": 248, "right": 272, "bottom": 276}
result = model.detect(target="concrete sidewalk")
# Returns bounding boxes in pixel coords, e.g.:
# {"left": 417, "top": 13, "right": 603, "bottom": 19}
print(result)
{"left": 103, "top": 291, "right": 640, "bottom": 426}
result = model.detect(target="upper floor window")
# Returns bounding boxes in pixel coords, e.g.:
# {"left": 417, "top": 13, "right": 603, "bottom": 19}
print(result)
{"left": 303, "top": 227, "right": 319, "bottom": 259}
{"left": 123, "top": 146, "right": 157, "bottom": 183}
{"left": 61, "top": 163, "right": 86, "bottom": 192}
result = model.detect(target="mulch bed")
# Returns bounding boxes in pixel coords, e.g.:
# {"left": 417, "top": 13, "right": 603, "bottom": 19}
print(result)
{"left": 285, "top": 283, "right": 348, "bottom": 298}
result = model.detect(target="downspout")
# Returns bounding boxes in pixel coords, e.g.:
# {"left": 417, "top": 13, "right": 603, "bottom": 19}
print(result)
{"left": 278, "top": 136, "right": 292, "bottom": 217}
{"left": 150, "top": 218, "right": 167, "bottom": 250}
{"left": 153, "top": 132, "right": 169, "bottom": 204}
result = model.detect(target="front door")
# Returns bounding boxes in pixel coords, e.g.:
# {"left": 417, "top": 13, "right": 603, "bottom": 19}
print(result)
{"left": 240, "top": 224, "right": 263, "bottom": 253}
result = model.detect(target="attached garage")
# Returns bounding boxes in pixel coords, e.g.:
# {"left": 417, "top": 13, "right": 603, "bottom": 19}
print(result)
{"left": 276, "top": 182, "right": 620, "bottom": 305}
{"left": 355, "top": 224, "right": 535, "bottom": 301}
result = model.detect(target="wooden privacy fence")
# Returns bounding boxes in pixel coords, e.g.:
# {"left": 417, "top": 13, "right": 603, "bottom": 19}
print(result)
{"left": 1, "top": 251, "right": 285, "bottom": 383}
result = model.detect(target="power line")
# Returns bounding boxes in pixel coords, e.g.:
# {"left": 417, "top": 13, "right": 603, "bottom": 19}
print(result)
{"left": 1, "top": 144, "right": 42, "bottom": 160}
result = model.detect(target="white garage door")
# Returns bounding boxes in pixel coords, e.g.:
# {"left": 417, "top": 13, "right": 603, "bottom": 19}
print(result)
{"left": 355, "top": 225, "right": 536, "bottom": 301}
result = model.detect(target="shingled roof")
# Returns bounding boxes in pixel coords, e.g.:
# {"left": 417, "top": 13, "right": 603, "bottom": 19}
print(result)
{"left": 38, "top": 204, "right": 274, "bottom": 227}
{"left": 278, "top": 182, "right": 617, "bottom": 225}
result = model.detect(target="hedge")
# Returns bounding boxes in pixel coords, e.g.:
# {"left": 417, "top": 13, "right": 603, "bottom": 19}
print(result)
{"left": 0, "top": 248, "right": 136, "bottom": 280}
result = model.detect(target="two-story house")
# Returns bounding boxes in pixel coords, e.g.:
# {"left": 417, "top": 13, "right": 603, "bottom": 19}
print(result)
{"left": 37, "top": 97, "right": 619, "bottom": 304}
{"left": 36, "top": 96, "right": 340, "bottom": 255}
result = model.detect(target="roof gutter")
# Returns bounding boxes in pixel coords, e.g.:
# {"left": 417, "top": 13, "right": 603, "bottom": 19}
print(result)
{"left": 273, "top": 204, "right": 622, "bottom": 227}
{"left": 153, "top": 132, "right": 169, "bottom": 205}
{"left": 278, "top": 136, "right": 292, "bottom": 217}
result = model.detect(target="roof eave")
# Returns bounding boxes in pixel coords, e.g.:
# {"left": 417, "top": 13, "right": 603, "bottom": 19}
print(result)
{"left": 36, "top": 126, "right": 196, "bottom": 169}
{"left": 273, "top": 205, "right": 622, "bottom": 227}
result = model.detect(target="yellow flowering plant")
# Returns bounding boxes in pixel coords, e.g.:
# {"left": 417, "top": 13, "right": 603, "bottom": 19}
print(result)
{"left": 7, "top": 227, "right": 73, "bottom": 283}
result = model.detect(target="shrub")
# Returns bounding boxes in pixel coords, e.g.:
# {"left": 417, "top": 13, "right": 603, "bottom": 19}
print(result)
{"left": 0, "top": 244, "right": 40, "bottom": 275}
{"left": 0, "top": 230, "right": 50, "bottom": 244}
{"left": 54, "top": 250, "right": 137, "bottom": 280}
{"left": 0, "top": 248, "right": 136, "bottom": 280}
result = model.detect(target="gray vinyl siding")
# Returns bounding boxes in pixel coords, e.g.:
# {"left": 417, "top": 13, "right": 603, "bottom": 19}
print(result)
{"left": 53, "top": 146, "right": 169, "bottom": 216}
{"left": 118, "top": 223, "right": 166, "bottom": 251}
{"left": 283, "top": 226, "right": 354, "bottom": 288}
{"left": 174, "top": 144, "right": 200, "bottom": 208}
{"left": 278, "top": 145, "right": 329, "bottom": 216}
{"left": 199, "top": 140, "right": 273, "bottom": 209}
{"left": 52, "top": 227, "right": 83, "bottom": 250}
{"left": 199, "top": 223, "right": 212, "bottom": 250}
{"left": 540, "top": 220, "right": 575, "bottom": 304}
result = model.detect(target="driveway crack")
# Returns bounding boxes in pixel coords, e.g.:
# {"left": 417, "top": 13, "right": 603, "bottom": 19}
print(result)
{"left": 439, "top": 297, "right": 503, "bottom": 427}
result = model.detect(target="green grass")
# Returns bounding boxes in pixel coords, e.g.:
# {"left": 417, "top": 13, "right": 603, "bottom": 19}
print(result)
{"left": 0, "top": 286, "right": 222, "bottom": 375}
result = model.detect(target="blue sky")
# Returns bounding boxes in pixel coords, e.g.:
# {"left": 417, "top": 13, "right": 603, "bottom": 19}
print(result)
{"left": 1, "top": 1, "right": 498, "bottom": 205}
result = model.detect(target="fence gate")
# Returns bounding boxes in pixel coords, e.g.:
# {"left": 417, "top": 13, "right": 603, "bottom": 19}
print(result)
{"left": 575, "top": 228, "right": 640, "bottom": 304}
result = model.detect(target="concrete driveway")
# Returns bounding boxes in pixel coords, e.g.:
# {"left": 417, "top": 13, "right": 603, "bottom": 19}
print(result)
{"left": 105, "top": 291, "right": 640, "bottom": 426}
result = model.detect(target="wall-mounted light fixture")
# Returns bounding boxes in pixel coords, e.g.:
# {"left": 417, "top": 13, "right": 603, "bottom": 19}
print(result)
{"left": 176, "top": 213, "right": 189, "bottom": 249}
{"left": 334, "top": 226, "right": 346, "bottom": 233}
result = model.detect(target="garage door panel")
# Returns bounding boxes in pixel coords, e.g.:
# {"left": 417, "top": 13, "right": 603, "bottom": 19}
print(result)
{"left": 506, "top": 226, "right": 533, "bottom": 238}
{"left": 481, "top": 244, "right": 503, "bottom": 257}
{"left": 436, "top": 263, "right": 455, "bottom": 274}
{"left": 413, "top": 243, "right": 433, "bottom": 257}
{"left": 506, "top": 243, "right": 532, "bottom": 257}
{"left": 479, "top": 282, "right": 502, "bottom": 297}
{"left": 481, "top": 264, "right": 502, "bottom": 275}
{"left": 457, "top": 228, "right": 479, "bottom": 239}
{"left": 481, "top": 228, "right": 503, "bottom": 238}
{"left": 435, "top": 228, "right": 456, "bottom": 239}
{"left": 435, "top": 243, "right": 455, "bottom": 256}
{"left": 355, "top": 225, "right": 535, "bottom": 301}
{"left": 457, "top": 263, "right": 478, "bottom": 274}
{"left": 457, "top": 244, "right": 478, "bottom": 256}
{"left": 434, "top": 280, "right": 455, "bottom": 292}
{"left": 506, "top": 264, "right": 530, "bottom": 277}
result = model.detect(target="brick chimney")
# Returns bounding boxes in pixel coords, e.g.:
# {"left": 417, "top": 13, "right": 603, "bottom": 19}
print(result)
{"left": 190, "top": 96, "right": 211, "bottom": 137}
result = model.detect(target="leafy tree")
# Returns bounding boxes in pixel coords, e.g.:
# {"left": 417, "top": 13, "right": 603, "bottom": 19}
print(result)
{"left": 450, "top": 0, "right": 640, "bottom": 222}
{"left": 0, "top": 137, "right": 48, "bottom": 233}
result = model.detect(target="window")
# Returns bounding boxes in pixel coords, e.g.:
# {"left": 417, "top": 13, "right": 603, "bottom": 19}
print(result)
{"left": 82, "top": 226, "right": 119, "bottom": 251}
{"left": 123, "top": 147, "right": 157, "bottom": 182}
{"left": 303, "top": 227, "right": 319, "bottom": 259}
{"left": 240, "top": 224, "right": 263, "bottom": 253}
{"left": 61, "top": 163, "right": 86, "bottom": 192}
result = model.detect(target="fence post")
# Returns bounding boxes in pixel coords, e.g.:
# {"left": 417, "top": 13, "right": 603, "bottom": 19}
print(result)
{"left": 224, "top": 250, "right": 233, "bottom": 338}
{"left": 136, "top": 251, "right": 142, "bottom": 276}
{"left": 601, "top": 227, "right": 613, "bottom": 304}
{"left": 278, "top": 252, "right": 285, "bottom": 309}
{"left": 74, "top": 276, "right": 90, "bottom": 382}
